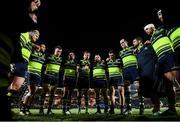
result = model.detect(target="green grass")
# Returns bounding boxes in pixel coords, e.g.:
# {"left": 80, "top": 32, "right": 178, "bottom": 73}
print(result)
{"left": 12, "top": 107, "right": 180, "bottom": 121}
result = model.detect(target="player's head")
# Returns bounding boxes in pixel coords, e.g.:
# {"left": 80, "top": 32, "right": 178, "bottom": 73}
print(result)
{"left": 40, "top": 43, "right": 46, "bottom": 53}
{"left": 68, "top": 52, "right": 75, "bottom": 60}
{"left": 120, "top": 38, "right": 128, "bottom": 49}
{"left": 83, "top": 51, "right": 90, "bottom": 60}
{"left": 94, "top": 54, "right": 101, "bottom": 62}
{"left": 34, "top": 44, "right": 40, "bottom": 52}
{"left": 54, "top": 45, "right": 62, "bottom": 57}
{"left": 133, "top": 36, "right": 143, "bottom": 48}
{"left": 108, "top": 50, "right": 115, "bottom": 59}
{"left": 30, "top": 30, "right": 40, "bottom": 43}
{"left": 144, "top": 23, "right": 155, "bottom": 36}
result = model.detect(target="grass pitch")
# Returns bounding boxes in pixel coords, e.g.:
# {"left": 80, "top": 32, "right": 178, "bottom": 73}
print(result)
{"left": 12, "top": 107, "right": 180, "bottom": 121}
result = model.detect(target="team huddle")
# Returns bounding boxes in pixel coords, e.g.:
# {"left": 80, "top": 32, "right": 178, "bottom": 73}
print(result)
{"left": 0, "top": 0, "right": 180, "bottom": 120}
{"left": 8, "top": 22, "right": 180, "bottom": 116}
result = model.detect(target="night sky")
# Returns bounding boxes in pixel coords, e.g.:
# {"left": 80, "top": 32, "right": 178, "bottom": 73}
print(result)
{"left": 37, "top": 1, "right": 179, "bottom": 59}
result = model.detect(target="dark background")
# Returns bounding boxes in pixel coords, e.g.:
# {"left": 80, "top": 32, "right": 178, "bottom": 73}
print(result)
{"left": 37, "top": 1, "right": 179, "bottom": 59}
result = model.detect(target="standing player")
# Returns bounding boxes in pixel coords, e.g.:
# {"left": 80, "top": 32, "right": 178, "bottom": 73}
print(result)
{"left": 19, "top": 44, "right": 45, "bottom": 115}
{"left": 77, "top": 51, "right": 91, "bottom": 114}
{"left": 92, "top": 54, "right": 108, "bottom": 114}
{"left": 119, "top": 38, "right": 143, "bottom": 115}
{"left": 62, "top": 52, "right": 78, "bottom": 115}
{"left": 133, "top": 36, "right": 161, "bottom": 115}
{"left": 39, "top": 46, "right": 63, "bottom": 115}
{"left": 157, "top": 9, "right": 180, "bottom": 82}
{"left": 144, "top": 23, "right": 177, "bottom": 115}
{"left": 106, "top": 50, "right": 124, "bottom": 115}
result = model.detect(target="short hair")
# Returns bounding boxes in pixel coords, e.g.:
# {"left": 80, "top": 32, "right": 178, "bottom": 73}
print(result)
{"left": 120, "top": 38, "right": 128, "bottom": 43}
{"left": 83, "top": 51, "right": 90, "bottom": 54}
{"left": 134, "top": 36, "right": 143, "bottom": 42}
{"left": 40, "top": 42, "right": 46, "bottom": 45}
{"left": 94, "top": 54, "right": 100, "bottom": 57}
{"left": 108, "top": 50, "right": 114, "bottom": 54}
{"left": 55, "top": 45, "right": 62, "bottom": 50}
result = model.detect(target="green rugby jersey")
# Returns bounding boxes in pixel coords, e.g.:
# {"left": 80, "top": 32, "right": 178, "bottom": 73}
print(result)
{"left": 28, "top": 50, "right": 45, "bottom": 74}
{"left": 119, "top": 46, "right": 138, "bottom": 69}
{"left": 151, "top": 28, "right": 174, "bottom": 58}
{"left": 106, "top": 58, "right": 123, "bottom": 78}
{"left": 20, "top": 32, "right": 33, "bottom": 62}
{"left": 93, "top": 60, "right": 106, "bottom": 79}
{"left": 45, "top": 55, "right": 62, "bottom": 74}
{"left": 78, "top": 59, "right": 91, "bottom": 78}
{"left": 64, "top": 59, "right": 77, "bottom": 78}
{"left": 168, "top": 26, "right": 180, "bottom": 50}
